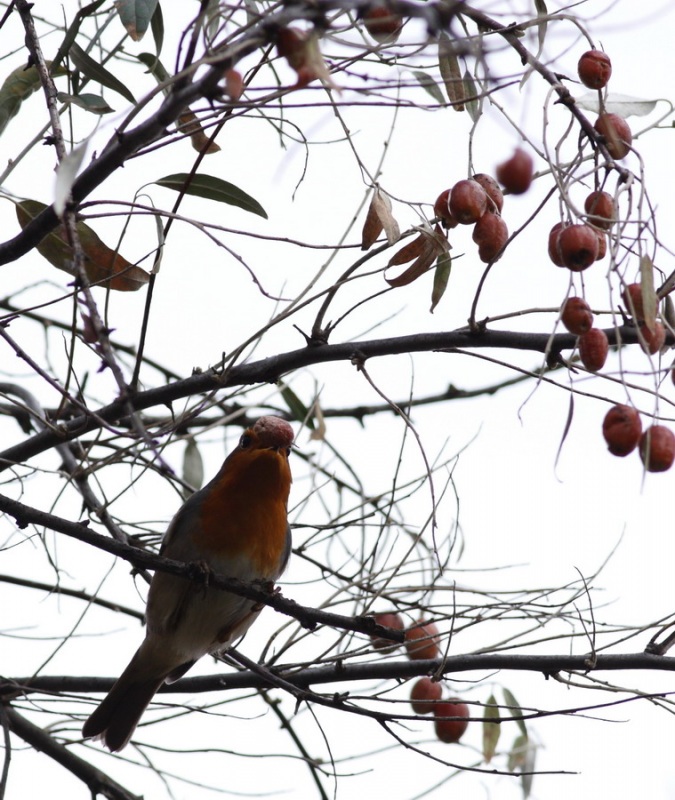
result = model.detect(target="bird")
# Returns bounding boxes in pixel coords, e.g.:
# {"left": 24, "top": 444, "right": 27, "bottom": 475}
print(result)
{"left": 82, "top": 415, "right": 294, "bottom": 752}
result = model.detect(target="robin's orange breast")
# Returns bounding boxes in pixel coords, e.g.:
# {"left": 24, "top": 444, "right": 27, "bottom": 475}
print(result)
{"left": 193, "top": 446, "right": 291, "bottom": 575}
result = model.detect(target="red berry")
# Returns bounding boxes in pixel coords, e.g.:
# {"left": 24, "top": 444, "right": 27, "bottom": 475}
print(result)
{"left": 561, "top": 297, "right": 593, "bottom": 335}
{"left": 472, "top": 212, "right": 509, "bottom": 263}
{"left": 584, "top": 191, "right": 615, "bottom": 230}
{"left": 410, "top": 677, "right": 443, "bottom": 714}
{"left": 594, "top": 113, "right": 632, "bottom": 160}
{"left": 224, "top": 69, "right": 244, "bottom": 100}
{"left": 578, "top": 50, "right": 612, "bottom": 90}
{"left": 433, "top": 189, "right": 458, "bottom": 228}
{"left": 640, "top": 425, "right": 675, "bottom": 473}
{"left": 557, "top": 224, "right": 599, "bottom": 271}
{"left": 548, "top": 222, "right": 567, "bottom": 267}
{"left": 594, "top": 228, "right": 607, "bottom": 261}
{"left": 362, "top": 6, "right": 403, "bottom": 43}
{"left": 602, "top": 404, "right": 642, "bottom": 457}
{"left": 496, "top": 148, "right": 533, "bottom": 194}
{"left": 638, "top": 322, "right": 666, "bottom": 355}
{"left": 433, "top": 699, "right": 469, "bottom": 743}
{"left": 472, "top": 173, "right": 504, "bottom": 213}
{"left": 404, "top": 620, "right": 440, "bottom": 660}
{"left": 449, "top": 180, "right": 487, "bottom": 224}
{"left": 578, "top": 328, "right": 609, "bottom": 371}
{"left": 370, "top": 612, "right": 405, "bottom": 651}
{"left": 622, "top": 283, "right": 645, "bottom": 321}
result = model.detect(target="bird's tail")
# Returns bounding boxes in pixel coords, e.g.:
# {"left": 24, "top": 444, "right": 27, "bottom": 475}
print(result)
{"left": 82, "top": 650, "right": 167, "bottom": 752}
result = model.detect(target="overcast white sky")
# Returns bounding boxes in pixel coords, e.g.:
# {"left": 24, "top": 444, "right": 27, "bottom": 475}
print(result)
{"left": 2, "top": 2, "right": 675, "bottom": 799}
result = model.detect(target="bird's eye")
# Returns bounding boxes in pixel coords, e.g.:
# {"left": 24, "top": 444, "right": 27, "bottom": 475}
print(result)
{"left": 239, "top": 432, "right": 253, "bottom": 449}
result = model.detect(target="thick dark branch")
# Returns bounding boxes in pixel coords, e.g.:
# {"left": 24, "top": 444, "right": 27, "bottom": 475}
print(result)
{"left": 0, "top": 492, "right": 403, "bottom": 644}
{"left": 0, "top": 325, "right": 644, "bottom": 471}
{"left": 6, "top": 652, "right": 675, "bottom": 699}
{"left": 2, "top": 706, "right": 139, "bottom": 800}
{"left": 0, "top": 0, "right": 465, "bottom": 267}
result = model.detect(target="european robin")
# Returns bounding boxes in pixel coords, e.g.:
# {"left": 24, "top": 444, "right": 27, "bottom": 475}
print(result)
{"left": 82, "top": 415, "right": 294, "bottom": 751}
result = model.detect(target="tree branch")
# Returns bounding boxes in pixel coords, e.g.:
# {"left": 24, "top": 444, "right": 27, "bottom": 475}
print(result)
{"left": 6, "top": 652, "right": 675, "bottom": 698}
{"left": 0, "top": 491, "right": 405, "bottom": 644}
{"left": 2, "top": 706, "right": 140, "bottom": 800}
{"left": 0, "top": 325, "right": 646, "bottom": 472}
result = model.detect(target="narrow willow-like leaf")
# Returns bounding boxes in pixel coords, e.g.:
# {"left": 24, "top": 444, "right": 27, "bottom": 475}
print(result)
{"left": 57, "top": 91, "right": 115, "bottom": 114}
{"left": 438, "top": 34, "right": 465, "bottom": 110}
{"left": 503, "top": 687, "right": 527, "bottom": 737}
{"left": 281, "top": 383, "right": 314, "bottom": 429}
{"left": 69, "top": 43, "right": 136, "bottom": 103}
{"left": 150, "top": 2, "right": 164, "bottom": 55}
{"left": 182, "top": 438, "right": 204, "bottom": 497}
{"left": 463, "top": 69, "right": 481, "bottom": 122}
{"left": 412, "top": 70, "right": 445, "bottom": 105}
{"left": 534, "top": 0, "right": 548, "bottom": 50}
{"left": 482, "top": 694, "right": 500, "bottom": 763}
{"left": 430, "top": 252, "right": 451, "bottom": 312}
{"left": 155, "top": 174, "right": 268, "bottom": 218}
{"left": 640, "top": 254, "right": 658, "bottom": 332}
{"left": 52, "top": 0, "right": 107, "bottom": 72}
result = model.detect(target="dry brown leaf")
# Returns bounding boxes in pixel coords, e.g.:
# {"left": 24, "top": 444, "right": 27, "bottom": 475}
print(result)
{"left": 387, "top": 231, "right": 428, "bottom": 267}
{"left": 386, "top": 226, "right": 447, "bottom": 287}
{"left": 438, "top": 34, "right": 465, "bottom": 111}
{"left": 16, "top": 200, "right": 150, "bottom": 292}
{"left": 361, "top": 188, "right": 400, "bottom": 250}
{"left": 177, "top": 110, "right": 221, "bottom": 154}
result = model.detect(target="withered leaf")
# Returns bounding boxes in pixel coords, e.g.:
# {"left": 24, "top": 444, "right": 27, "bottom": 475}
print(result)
{"left": 386, "top": 226, "right": 447, "bottom": 287}
{"left": 177, "top": 110, "right": 221, "bottom": 154}
{"left": 361, "top": 188, "right": 400, "bottom": 250}
{"left": 16, "top": 199, "right": 150, "bottom": 292}
{"left": 438, "top": 33, "right": 465, "bottom": 111}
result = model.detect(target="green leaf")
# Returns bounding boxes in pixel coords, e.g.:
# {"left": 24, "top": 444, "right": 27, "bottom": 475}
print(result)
{"left": 463, "top": 69, "right": 481, "bottom": 123}
{"left": 150, "top": 2, "right": 164, "bottom": 55}
{"left": 502, "top": 687, "right": 527, "bottom": 737}
{"left": 482, "top": 694, "right": 500, "bottom": 764}
{"left": 534, "top": 0, "right": 548, "bottom": 50}
{"left": 69, "top": 43, "right": 136, "bottom": 104}
{"left": 155, "top": 173, "right": 268, "bottom": 219}
{"left": 52, "top": 0, "right": 107, "bottom": 72}
{"left": 57, "top": 91, "right": 115, "bottom": 114}
{"left": 0, "top": 62, "right": 64, "bottom": 137}
{"left": 640, "top": 254, "right": 659, "bottom": 332}
{"left": 430, "top": 251, "right": 451, "bottom": 313}
{"left": 137, "top": 52, "right": 171, "bottom": 90}
{"left": 280, "top": 384, "right": 314, "bottom": 429}
{"left": 412, "top": 70, "right": 444, "bottom": 105}
{"left": 507, "top": 732, "right": 529, "bottom": 772}
{"left": 114, "top": 0, "right": 159, "bottom": 42}
{"left": 242, "top": 0, "right": 259, "bottom": 27}
{"left": 203, "top": 0, "right": 222, "bottom": 41}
